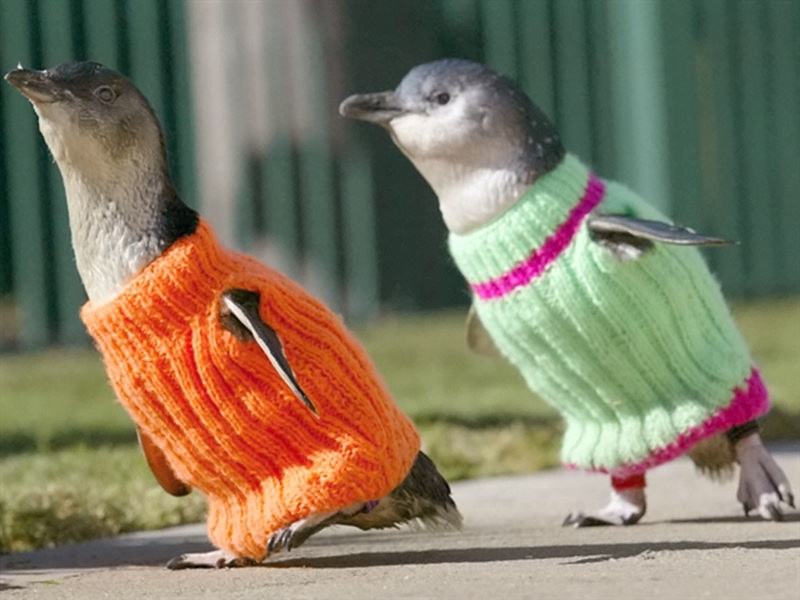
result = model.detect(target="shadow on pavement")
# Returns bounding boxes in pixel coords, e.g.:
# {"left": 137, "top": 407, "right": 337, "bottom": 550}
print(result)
{"left": 663, "top": 513, "right": 800, "bottom": 525}
{"left": 267, "top": 538, "right": 800, "bottom": 569}
{"left": 2, "top": 533, "right": 798, "bottom": 578}
{"left": 0, "top": 581, "right": 25, "bottom": 591}
{"left": 0, "top": 535, "right": 212, "bottom": 571}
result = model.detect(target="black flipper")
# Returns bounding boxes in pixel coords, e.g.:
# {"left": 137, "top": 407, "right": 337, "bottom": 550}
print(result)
{"left": 465, "top": 304, "right": 501, "bottom": 357}
{"left": 137, "top": 426, "right": 192, "bottom": 497}
{"left": 221, "top": 289, "right": 318, "bottom": 416}
{"left": 587, "top": 215, "right": 735, "bottom": 246}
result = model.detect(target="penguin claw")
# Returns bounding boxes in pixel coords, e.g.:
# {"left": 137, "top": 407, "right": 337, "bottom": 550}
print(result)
{"left": 735, "top": 434, "right": 794, "bottom": 521}
{"left": 166, "top": 550, "right": 256, "bottom": 570}
{"left": 267, "top": 527, "right": 292, "bottom": 554}
{"left": 280, "top": 527, "right": 294, "bottom": 550}
{"left": 778, "top": 485, "right": 794, "bottom": 509}
{"left": 767, "top": 503, "right": 783, "bottom": 522}
{"left": 563, "top": 510, "right": 641, "bottom": 527}
{"left": 563, "top": 512, "right": 623, "bottom": 527}
{"left": 268, "top": 523, "right": 306, "bottom": 554}
{"left": 564, "top": 486, "right": 646, "bottom": 528}
{"left": 267, "top": 509, "right": 340, "bottom": 556}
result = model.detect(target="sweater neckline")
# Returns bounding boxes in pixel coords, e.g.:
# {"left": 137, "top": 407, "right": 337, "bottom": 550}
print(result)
{"left": 449, "top": 154, "right": 589, "bottom": 242}
{"left": 469, "top": 174, "right": 605, "bottom": 300}
{"left": 447, "top": 155, "right": 606, "bottom": 295}
{"left": 81, "top": 219, "right": 225, "bottom": 321}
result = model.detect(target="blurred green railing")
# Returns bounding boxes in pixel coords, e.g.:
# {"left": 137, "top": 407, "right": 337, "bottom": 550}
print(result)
{"left": 1, "top": 0, "right": 798, "bottom": 350}
{"left": 350, "top": 0, "right": 800, "bottom": 309}
{"left": 0, "top": 0, "right": 194, "bottom": 348}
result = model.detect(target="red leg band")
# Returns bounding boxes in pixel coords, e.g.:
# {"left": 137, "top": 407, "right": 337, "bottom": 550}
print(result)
{"left": 611, "top": 473, "right": 646, "bottom": 491}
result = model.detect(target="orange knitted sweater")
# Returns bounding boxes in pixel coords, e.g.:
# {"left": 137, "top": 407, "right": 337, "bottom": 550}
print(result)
{"left": 81, "top": 221, "right": 420, "bottom": 559}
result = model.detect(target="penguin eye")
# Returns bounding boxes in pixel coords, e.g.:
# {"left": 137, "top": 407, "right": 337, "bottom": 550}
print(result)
{"left": 94, "top": 86, "right": 116, "bottom": 104}
{"left": 434, "top": 92, "right": 451, "bottom": 105}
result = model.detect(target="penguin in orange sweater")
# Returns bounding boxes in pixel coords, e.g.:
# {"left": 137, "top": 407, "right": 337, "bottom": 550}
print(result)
{"left": 5, "top": 61, "right": 461, "bottom": 568}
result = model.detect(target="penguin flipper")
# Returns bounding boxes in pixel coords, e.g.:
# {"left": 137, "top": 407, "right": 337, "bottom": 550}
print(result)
{"left": 221, "top": 289, "right": 318, "bottom": 416}
{"left": 136, "top": 426, "right": 192, "bottom": 496}
{"left": 465, "top": 304, "right": 501, "bottom": 357}
{"left": 587, "top": 214, "right": 735, "bottom": 247}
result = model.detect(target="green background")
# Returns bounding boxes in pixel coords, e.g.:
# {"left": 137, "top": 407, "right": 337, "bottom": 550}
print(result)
{"left": 1, "top": 0, "right": 798, "bottom": 350}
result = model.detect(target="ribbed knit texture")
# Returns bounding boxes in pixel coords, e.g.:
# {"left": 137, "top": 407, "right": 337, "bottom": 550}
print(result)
{"left": 449, "top": 154, "right": 769, "bottom": 474}
{"left": 81, "top": 221, "right": 420, "bottom": 559}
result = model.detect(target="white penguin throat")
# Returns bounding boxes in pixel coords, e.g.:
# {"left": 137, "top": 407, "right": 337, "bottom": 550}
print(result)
{"left": 62, "top": 171, "right": 170, "bottom": 304}
{"left": 408, "top": 157, "right": 531, "bottom": 234}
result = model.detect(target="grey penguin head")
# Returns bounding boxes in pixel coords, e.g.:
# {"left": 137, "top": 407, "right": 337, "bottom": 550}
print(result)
{"left": 340, "top": 58, "right": 564, "bottom": 178}
{"left": 5, "top": 61, "right": 196, "bottom": 304}
{"left": 5, "top": 61, "right": 167, "bottom": 180}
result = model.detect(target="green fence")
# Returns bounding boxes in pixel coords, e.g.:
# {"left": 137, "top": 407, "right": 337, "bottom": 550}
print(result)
{"left": 1, "top": 0, "right": 798, "bottom": 350}
{"left": 0, "top": 0, "right": 194, "bottom": 348}
{"left": 340, "top": 0, "right": 800, "bottom": 311}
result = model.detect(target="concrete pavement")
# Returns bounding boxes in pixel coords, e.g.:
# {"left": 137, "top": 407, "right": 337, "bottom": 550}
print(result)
{"left": 1, "top": 444, "right": 798, "bottom": 599}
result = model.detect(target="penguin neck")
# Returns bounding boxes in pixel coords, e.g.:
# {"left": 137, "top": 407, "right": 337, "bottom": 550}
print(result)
{"left": 61, "top": 164, "right": 197, "bottom": 304}
{"left": 408, "top": 156, "right": 535, "bottom": 234}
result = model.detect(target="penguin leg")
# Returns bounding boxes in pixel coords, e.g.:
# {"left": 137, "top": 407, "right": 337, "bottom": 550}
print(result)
{"left": 166, "top": 549, "right": 257, "bottom": 570}
{"left": 734, "top": 432, "right": 794, "bottom": 520}
{"left": 267, "top": 503, "right": 366, "bottom": 555}
{"left": 563, "top": 473, "right": 647, "bottom": 527}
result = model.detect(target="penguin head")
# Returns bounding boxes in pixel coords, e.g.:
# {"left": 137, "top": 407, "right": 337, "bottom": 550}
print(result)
{"left": 340, "top": 58, "right": 564, "bottom": 178}
{"left": 5, "top": 61, "right": 166, "bottom": 182}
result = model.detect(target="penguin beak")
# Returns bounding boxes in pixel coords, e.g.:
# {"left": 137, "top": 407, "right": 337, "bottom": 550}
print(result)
{"left": 339, "top": 91, "right": 406, "bottom": 125}
{"left": 4, "top": 67, "right": 64, "bottom": 104}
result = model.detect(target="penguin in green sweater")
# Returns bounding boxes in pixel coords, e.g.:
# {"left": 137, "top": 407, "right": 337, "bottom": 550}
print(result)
{"left": 340, "top": 59, "right": 794, "bottom": 525}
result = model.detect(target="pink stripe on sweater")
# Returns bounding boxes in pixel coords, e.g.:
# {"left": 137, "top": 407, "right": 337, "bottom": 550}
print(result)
{"left": 566, "top": 368, "right": 770, "bottom": 477}
{"left": 471, "top": 174, "right": 606, "bottom": 300}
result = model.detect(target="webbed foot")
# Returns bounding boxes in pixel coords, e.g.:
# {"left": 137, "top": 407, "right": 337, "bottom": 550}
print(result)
{"left": 564, "top": 474, "right": 646, "bottom": 527}
{"left": 267, "top": 509, "right": 341, "bottom": 555}
{"left": 735, "top": 434, "right": 794, "bottom": 520}
{"left": 166, "top": 550, "right": 257, "bottom": 570}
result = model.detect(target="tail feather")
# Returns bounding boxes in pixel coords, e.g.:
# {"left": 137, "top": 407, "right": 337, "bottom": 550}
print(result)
{"left": 393, "top": 451, "right": 462, "bottom": 529}
{"left": 338, "top": 451, "right": 462, "bottom": 531}
{"left": 687, "top": 433, "right": 736, "bottom": 481}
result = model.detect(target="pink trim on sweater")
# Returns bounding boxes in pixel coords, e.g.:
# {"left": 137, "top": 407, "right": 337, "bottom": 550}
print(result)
{"left": 471, "top": 174, "right": 606, "bottom": 300}
{"left": 566, "top": 368, "right": 770, "bottom": 477}
{"left": 612, "top": 473, "right": 646, "bottom": 490}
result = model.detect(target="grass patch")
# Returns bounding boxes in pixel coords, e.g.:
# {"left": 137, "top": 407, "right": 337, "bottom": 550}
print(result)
{"left": 0, "top": 298, "right": 798, "bottom": 552}
{"left": 0, "top": 447, "right": 206, "bottom": 553}
{"left": 0, "top": 349, "right": 133, "bottom": 455}
{"left": 356, "top": 311, "right": 550, "bottom": 423}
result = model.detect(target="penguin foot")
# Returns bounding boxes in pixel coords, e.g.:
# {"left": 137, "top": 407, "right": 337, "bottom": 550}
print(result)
{"left": 267, "top": 509, "right": 342, "bottom": 555}
{"left": 563, "top": 487, "right": 646, "bottom": 527}
{"left": 166, "top": 550, "right": 257, "bottom": 570}
{"left": 735, "top": 434, "right": 794, "bottom": 520}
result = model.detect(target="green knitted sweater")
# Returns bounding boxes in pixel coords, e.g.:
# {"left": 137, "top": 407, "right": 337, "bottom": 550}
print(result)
{"left": 448, "top": 154, "right": 767, "bottom": 474}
